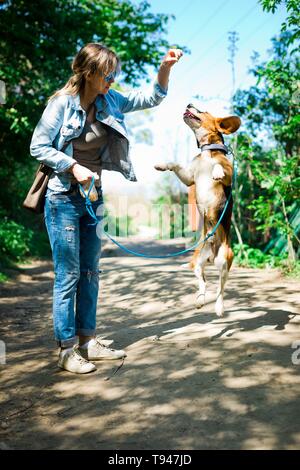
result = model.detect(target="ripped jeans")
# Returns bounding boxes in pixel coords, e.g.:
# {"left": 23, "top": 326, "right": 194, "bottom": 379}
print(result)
{"left": 44, "top": 184, "right": 103, "bottom": 348}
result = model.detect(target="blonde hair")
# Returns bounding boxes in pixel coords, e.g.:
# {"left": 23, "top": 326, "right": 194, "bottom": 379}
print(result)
{"left": 48, "top": 43, "right": 120, "bottom": 101}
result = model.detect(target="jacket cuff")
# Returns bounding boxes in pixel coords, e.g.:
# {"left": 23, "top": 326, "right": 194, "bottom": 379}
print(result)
{"left": 154, "top": 80, "right": 168, "bottom": 97}
{"left": 56, "top": 156, "right": 77, "bottom": 174}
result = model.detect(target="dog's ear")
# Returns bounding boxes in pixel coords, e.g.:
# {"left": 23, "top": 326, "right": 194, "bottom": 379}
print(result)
{"left": 215, "top": 116, "right": 241, "bottom": 134}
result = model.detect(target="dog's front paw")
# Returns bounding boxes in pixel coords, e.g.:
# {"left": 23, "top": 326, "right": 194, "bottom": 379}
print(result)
{"left": 212, "top": 164, "right": 225, "bottom": 180}
{"left": 155, "top": 163, "right": 168, "bottom": 172}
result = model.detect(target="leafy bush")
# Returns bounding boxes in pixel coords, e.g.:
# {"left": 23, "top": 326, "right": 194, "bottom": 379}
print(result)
{"left": 233, "top": 243, "right": 300, "bottom": 278}
{"left": 0, "top": 272, "right": 8, "bottom": 283}
{"left": 281, "top": 261, "right": 300, "bottom": 278}
{"left": 233, "top": 243, "right": 283, "bottom": 268}
{"left": 0, "top": 216, "right": 33, "bottom": 261}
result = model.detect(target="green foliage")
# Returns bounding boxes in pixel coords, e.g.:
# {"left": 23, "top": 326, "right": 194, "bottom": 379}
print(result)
{"left": 234, "top": 32, "right": 300, "bottom": 153}
{"left": 233, "top": 30, "right": 300, "bottom": 266}
{"left": 233, "top": 242, "right": 300, "bottom": 278}
{"left": 233, "top": 243, "right": 283, "bottom": 268}
{"left": 281, "top": 260, "right": 300, "bottom": 277}
{"left": 0, "top": 272, "right": 9, "bottom": 283}
{"left": 0, "top": 214, "right": 33, "bottom": 261}
{"left": 247, "top": 152, "right": 299, "bottom": 236}
{"left": 259, "top": 0, "right": 300, "bottom": 44}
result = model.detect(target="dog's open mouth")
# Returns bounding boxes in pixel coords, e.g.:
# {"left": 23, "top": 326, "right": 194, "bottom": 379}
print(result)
{"left": 183, "top": 109, "right": 201, "bottom": 121}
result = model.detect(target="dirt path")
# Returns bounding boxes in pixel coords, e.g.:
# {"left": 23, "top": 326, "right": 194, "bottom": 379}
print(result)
{"left": 0, "top": 238, "right": 299, "bottom": 450}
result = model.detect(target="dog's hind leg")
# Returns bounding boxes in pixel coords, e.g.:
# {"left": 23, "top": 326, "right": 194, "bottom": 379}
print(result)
{"left": 193, "top": 242, "right": 212, "bottom": 309}
{"left": 214, "top": 244, "right": 233, "bottom": 317}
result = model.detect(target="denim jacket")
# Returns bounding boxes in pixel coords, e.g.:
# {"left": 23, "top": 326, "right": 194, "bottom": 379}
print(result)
{"left": 30, "top": 81, "right": 167, "bottom": 191}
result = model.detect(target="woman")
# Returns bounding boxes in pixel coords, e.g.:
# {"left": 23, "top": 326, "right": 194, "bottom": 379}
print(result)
{"left": 30, "top": 43, "right": 183, "bottom": 374}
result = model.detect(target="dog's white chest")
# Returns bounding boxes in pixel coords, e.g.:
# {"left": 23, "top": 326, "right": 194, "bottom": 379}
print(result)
{"left": 194, "top": 153, "right": 217, "bottom": 209}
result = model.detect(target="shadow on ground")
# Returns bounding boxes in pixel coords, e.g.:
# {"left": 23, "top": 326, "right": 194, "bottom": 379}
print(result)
{"left": 0, "top": 239, "right": 299, "bottom": 450}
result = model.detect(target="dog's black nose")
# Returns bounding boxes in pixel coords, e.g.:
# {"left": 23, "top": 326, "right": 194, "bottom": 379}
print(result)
{"left": 187, "top": 103, "right": 194, "bottom": 108}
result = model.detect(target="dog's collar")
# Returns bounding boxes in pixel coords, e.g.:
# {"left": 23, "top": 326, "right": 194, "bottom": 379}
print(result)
{"left": 200, "top": 143, "right": 229, "bottom": 154}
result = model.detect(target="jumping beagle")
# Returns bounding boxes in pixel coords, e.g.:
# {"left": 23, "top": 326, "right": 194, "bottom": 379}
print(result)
{"left": 155, "top": 104, "right": 241, "bottom": 316}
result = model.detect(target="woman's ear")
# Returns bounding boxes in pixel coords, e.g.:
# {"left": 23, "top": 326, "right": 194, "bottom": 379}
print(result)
{"left": 215, "top": 116, "right": 241, "bottom": 134}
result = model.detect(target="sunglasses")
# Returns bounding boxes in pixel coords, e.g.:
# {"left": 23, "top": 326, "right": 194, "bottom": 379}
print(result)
{"left": 104, "top": 71, "right": 117, "bottom": 83}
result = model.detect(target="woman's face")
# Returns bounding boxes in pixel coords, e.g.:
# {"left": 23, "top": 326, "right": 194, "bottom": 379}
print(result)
{"left": 86, "top": 69, "right": 116, "bottom": 95}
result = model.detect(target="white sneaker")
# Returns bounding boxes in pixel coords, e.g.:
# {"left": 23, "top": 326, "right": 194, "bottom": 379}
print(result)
{"left": 58, "top": 347, "right": 96, "bottom": 374}
{"left": 96, "top": 337, "right": 114, "bottom": 347}
{"left": 79, "top": 337, "right": 126, "bottom": 361}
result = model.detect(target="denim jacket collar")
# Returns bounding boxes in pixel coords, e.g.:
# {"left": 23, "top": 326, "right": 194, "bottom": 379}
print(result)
{"left": 70, "top": 93, "right": 107, "bottom": 113}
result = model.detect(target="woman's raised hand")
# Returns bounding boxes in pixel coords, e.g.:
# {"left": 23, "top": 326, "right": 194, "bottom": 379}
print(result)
{"left": 161, "top": 48, "right": 183, "bottom": 68}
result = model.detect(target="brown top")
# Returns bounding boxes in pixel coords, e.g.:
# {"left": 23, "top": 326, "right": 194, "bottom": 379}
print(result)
{"left": 71, "top": 104, "right": 108, "bottom": 187}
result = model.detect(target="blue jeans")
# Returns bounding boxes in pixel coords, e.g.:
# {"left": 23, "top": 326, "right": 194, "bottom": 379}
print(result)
{"left": 44, "top": 184, "right": 104, "bottom": 348}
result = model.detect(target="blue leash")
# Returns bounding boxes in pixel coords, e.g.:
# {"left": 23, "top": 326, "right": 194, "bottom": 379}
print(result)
{"left": 79, "top": 159, "right": 238, "bottom": 259}
{"left": 78, "top": 178, "right": 100, "bottom": 226}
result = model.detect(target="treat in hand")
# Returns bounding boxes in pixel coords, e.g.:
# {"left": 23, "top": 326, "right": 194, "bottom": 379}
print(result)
{"left": 79, "top": 179, "right": 98, "bottom": 202}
